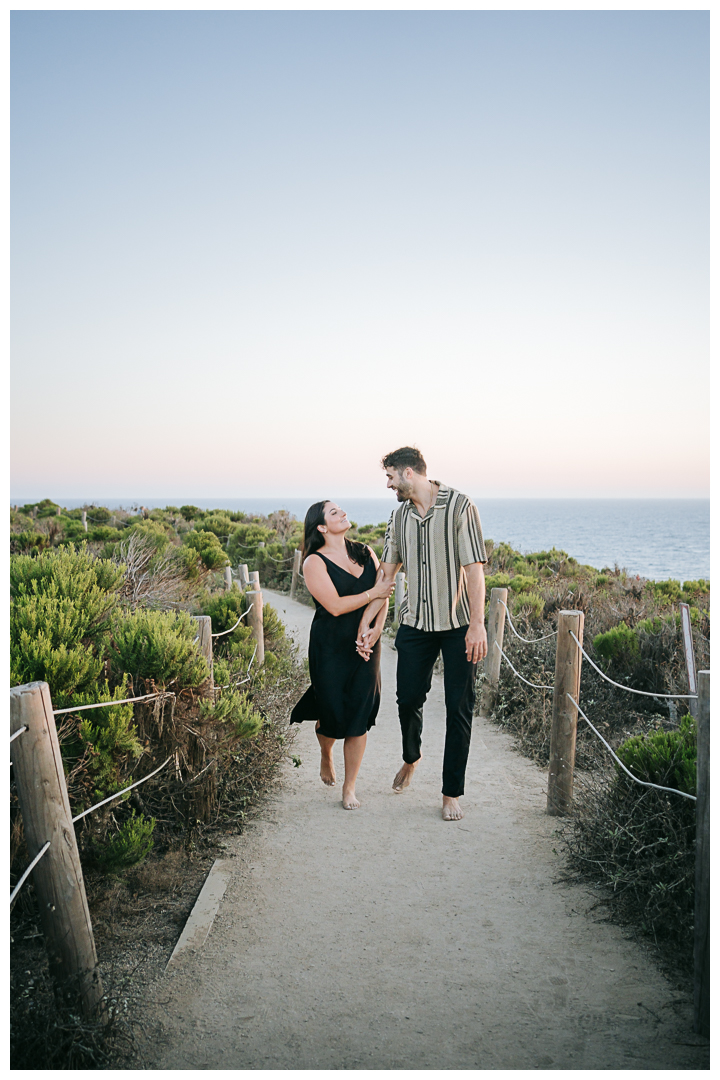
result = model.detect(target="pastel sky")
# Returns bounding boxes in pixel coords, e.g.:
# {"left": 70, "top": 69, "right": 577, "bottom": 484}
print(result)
{"left": 10, "top": 9, "right": 709, "bottom": 500}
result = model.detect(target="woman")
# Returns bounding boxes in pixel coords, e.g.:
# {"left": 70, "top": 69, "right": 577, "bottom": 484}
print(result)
{"left": 290, "top": 501, "right": 394, "bottom": 809}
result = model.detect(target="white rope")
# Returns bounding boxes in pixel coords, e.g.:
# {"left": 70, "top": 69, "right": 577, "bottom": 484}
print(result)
{"left": 10, "top": 726, "right": 27, "bottom": 745}
{"left": 495, "top": 641, "right": 554, "bottom": 691}
{"left": 71, "top": 756, "right": 173, "bottom": 823}
{"left": 568, "top": 696, "right": 696, "bottom": 802}
{"left": 10, "top": 842, "right": 51, "bottom": 904}
{"left": 211, "top": 603, "right": 253, "bottom": 638}
{"left": 570, "top": 631, "right": 698, "bottom": 700}
{"left": 53, "top": 691, "right": 175, "bottom": 716}
{"left": 262, "top": 552, "right": 295, "bottom": 563}
{"left": 498, "top": 598, "right": 558, "bottom": 643}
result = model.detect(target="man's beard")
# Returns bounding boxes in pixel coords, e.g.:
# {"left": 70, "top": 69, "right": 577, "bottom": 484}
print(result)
{"left": 394, "top": 482, "right": 412, "bottom": 502}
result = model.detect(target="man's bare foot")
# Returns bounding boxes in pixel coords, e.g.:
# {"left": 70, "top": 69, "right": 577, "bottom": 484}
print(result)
{"left": 442, "top": 796, "right": 464, "bottom": 821}
{"left": 392, "top": 757, "right": 421, "bottom": 791}
{"left": 342, "top": 787, "right": 360, "bottom": 810}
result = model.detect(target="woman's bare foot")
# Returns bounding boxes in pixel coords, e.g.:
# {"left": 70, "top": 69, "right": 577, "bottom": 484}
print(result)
{"left": 442, "top": 796, "right": 464, "bottom": 820}
{"left": 392, "top": 756, "right": 421, "bottom": 791}
{"left": 316, "top": 725, "right": 336, "bottom": 786}
{"left": 342, "top": 786, "right": 360, "bottom": 810}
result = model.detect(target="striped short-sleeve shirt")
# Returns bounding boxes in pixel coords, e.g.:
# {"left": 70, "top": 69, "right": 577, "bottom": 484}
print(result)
{"left": 381, "top": 483, "right": 487, "bottom": 632}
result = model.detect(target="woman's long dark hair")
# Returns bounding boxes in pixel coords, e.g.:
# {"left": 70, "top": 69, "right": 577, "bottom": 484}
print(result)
{"left": 302, "top": 501, "right": 370, "bottom": 566}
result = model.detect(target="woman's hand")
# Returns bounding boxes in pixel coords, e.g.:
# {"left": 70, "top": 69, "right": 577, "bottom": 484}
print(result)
{"left": 356, "top": 620, "right": 383, "bottom": 661}
{"left": 370, "top": 570, "right": 395, "bottom": 601}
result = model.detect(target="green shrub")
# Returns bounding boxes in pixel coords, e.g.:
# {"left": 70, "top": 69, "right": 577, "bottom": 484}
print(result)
{"left": 653, "top": 579, "right": 682, "bottom": 604}
{"left": 593, "top": 623, "right": 639, "bottom": 668}
{"left": 510, "top": 590, "right": 545, "bottom": 621}
{"left": 595, "top": 574, "right": 609, "bottom": 588}
{"left": 126, "top": 519, "right": 173, "bottom": 553}
{"left": 94, "top": 810, "right": 155, "bottom": 871}
{"left": 111, "top": 609, "right": 210, "bottom": 689}
{"left": 180, "top": 505, "right": 204, "bottom": 521}
{"left": 199, "top": 513, "right": 233, "bottom": 538}
{"left": 508, "top": 574, "right": 539, "bottom": 594}
{"left": 182, "top": 530, "right": 228, "bottom": 572}
{"left": 10, "top": 531, "right": 52, "bottom": 555}
{"left": 484, "top": 572, "right": 512, "bottom": 592}
{"left": 10, "top": 545, "right": 124, "bottom": 698}
{"left": 201, "top": 588, "right": 250, "bottom": 638}
{"left": 198, "top": 688, "right": 263, "bottom": 740}
{"left": 681, "top": 579, "right": 710, "bottom": 600}
{"left": 615, "top": 716, "right": 696, "bottom": 796}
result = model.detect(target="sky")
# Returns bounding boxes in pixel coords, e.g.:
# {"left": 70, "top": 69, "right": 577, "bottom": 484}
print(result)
{"left": 10, "top": 8, "right": 710, "bottom": 501}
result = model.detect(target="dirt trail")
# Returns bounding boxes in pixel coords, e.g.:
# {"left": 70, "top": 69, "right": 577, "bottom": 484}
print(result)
{"left": 135, "top": 590, "right": 707, "bottom": 1070}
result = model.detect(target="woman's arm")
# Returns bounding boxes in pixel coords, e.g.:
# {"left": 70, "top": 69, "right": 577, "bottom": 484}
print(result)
{"left": 303, "top": 553, "right": 394, "bottom": 617}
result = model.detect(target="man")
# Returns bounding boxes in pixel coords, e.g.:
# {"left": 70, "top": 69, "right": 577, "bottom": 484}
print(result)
{"left": 357, "top": 447, "right": 487, "bottom": 821}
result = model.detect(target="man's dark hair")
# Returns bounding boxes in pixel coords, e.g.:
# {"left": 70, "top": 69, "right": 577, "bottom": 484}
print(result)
{"left": 381, "top": 446, "right": 427, "bottom": 475}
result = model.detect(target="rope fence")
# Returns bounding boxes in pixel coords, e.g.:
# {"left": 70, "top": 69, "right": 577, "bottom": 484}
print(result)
{"left": 211, "top": 603, "right": 253, "bottom": 638}
{"left": 494, "top": 641, "right": 554, "bottom": 691}
{"left": 498, "top": 598, "right": 558, "bottom": 643}
{"left": 53, "top": 691, "right": 176, "bottom": 716}
{"left": 569, "top": 695, "right": 697, "bottom": 802}
{"left": 10, "top": 842, "right": 51, "bottom": 906}
{"left": 569, "top": 631, "right": 698, "bottom": 700}
{"left": 71, "top": 756, "right": 174, "bottom": 824}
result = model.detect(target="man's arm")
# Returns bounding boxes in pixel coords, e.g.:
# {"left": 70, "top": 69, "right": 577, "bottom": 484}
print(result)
{"left": 357, "top": 561, "right": 400, "bottom": 651}
{"left": 464, "top": 562, "right": 487, "bottom": 664}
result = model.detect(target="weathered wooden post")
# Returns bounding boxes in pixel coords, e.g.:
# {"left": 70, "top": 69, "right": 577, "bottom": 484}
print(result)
{"left": 10, "top": 682, "right": 104, "bottom": 1015}
{"left": 290, "top": 549, "right": 302, "bottom": 600}
{"left": 680, "top": 603, "right": 698, "bottom": 719}
{"left": 482, "top": 587, "right": 508, "bottom": 713}
{"left": 257, "top": 541, "right": 265, "bottom": 549}
{"left": 693, "top": 670, "right": 709, "bottom": 1037}
{"left": 547, "top": 610, "right": 584, "bottom": 815}
{"left": 192, "top": 615, "right": 213, "bottom": 691}
{"left": 394, "top": 571, "right": 406, "bottom": 622}
{"left": 81, "top": 510, "right": 87, "bottom": 532}
{"left": 247, "top": 588, "right": 265, "bottom": 666}
{"left": 223, "top": 566, "right": 232, "bottom": 591}
{"left": 237, "top": 564, "right": 249, "bottom": 588}
{"left": 249, "top": 570, "right": 260, "bottom": 589}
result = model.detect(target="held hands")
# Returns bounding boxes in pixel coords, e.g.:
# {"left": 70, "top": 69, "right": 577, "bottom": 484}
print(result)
{"left": 356, "top": 621, "right": 382, "bottom": 661}
{"left": 465, "top": 622, "right": 488, "bottom": 664}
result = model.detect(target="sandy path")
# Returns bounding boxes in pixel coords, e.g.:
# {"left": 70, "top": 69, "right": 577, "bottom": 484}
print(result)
{"left": 136, "top": 590, "right": 707, "bottom": 1070}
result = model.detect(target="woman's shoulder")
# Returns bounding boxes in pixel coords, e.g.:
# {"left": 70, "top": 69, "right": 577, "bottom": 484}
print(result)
{"left": 303, "top": 551, "right": 327, "bottom": 569}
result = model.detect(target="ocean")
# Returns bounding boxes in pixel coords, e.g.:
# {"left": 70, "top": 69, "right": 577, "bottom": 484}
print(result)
{"left": 30, "top": 496, "right": 710, "bottom": 584}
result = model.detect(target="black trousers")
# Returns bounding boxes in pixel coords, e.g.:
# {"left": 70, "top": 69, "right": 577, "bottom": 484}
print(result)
{"left": 395, "top": 623, "right": 477, "bottom": 798}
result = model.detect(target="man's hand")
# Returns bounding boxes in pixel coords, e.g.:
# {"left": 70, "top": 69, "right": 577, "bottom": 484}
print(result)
{"left": 465, "top": 622, "right": 488, "bottom": 664}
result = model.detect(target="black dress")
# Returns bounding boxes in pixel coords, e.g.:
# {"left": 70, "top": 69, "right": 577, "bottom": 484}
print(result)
{"left": 290, "top": 552, "right": 381, "bottom": 739}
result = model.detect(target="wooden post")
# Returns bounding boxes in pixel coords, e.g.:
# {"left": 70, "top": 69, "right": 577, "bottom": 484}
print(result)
{"left": 482, "top": 587, "right": 508, "bottom": 713}
{"left": 257, "top": 541, "right": 265, "bottom": 549}
{"left": 10, "top": 682, "right": 104, "bottom": 1015}
{"left": 394, "top": 571, "right": 406, "bottom": 622}
{"left": 693, "top": 670, "right": 709, "bottom": 1037}
{"left": 547, "top": 610, "right": 584, "bottom": 815}
{"left": 192, "top": 615, "right": 213, "bottom": 691}
{"left": 290, "top": 549, "right": 302, "bottom": 600}
{"left": 223, "top": 566, "right": 232, "bottom": 591}
{"left": 238, "top": 564, "right": 249, "bottom": 588}
{"left": 246, "top": 588, "right": 265, "bottom": 665}
{"left": 680, "top": 603, "right": 698, "bottom": 719}
{"left": 249, "top": 570, "right": 260, "bottom": 589}
{"left": 81, "top": 510, "right": 87, "bottom": 532}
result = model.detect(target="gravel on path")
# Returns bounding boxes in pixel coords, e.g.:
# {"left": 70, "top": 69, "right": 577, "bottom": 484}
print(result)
{"left": 134, "top": 589, "right": 708, "bottom": 1070}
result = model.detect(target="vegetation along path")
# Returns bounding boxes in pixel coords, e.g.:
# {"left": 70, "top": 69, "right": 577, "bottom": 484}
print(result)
{"left": 134, "top": 590, "right": 707, "bottom": 1070}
